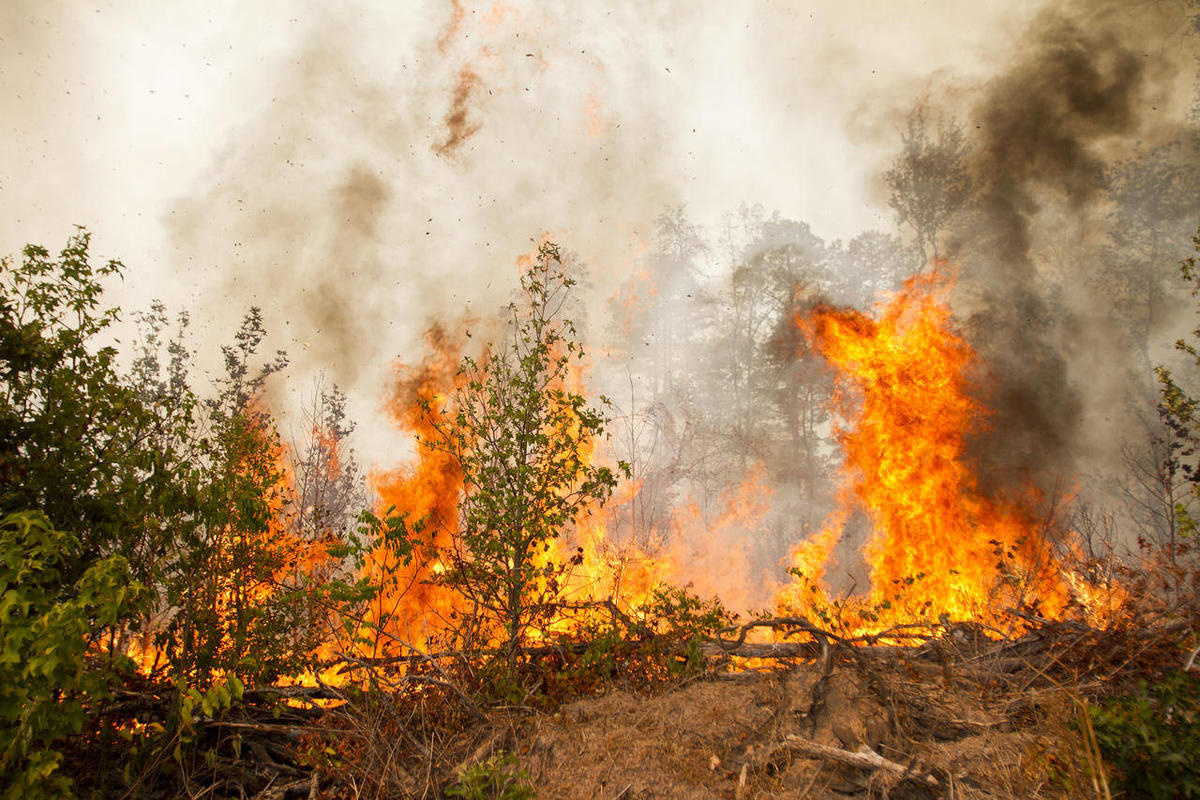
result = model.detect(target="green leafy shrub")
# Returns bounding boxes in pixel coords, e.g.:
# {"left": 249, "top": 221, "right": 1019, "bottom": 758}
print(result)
{"left": 0, "top": 231, "right": 380, "bottom": 792}
{"left": 446, "top": 751, "right": 536, "bottom": 800}
{"left": 1089, "top": 670, "right": 1200, "bottom": 799}
{"left": 0, "top": 232, "right": 175, "bottom": 591}
{"left": 640, "top": 584, "right": 735, "bottom": 641}
{"left": 0, "top": 511, "right": 144, "bottom": 799}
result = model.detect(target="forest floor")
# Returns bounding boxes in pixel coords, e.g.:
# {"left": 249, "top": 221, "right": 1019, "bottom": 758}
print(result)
{"left": 109, "top": 618, "right": 1192, "bottom": 799}
{"left": 440, "top": 626, "right": 1128, "bottom": 800}
{"left": 507, "top": 666, "right": 1073, "bottom": 799}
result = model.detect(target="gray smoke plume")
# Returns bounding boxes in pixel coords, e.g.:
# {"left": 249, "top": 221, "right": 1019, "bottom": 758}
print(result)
{"left": 159, "top": 2, "right": 695, "bottom": 427}
{"left": 951, "top": 0, "right": 1198, "bottom": 496}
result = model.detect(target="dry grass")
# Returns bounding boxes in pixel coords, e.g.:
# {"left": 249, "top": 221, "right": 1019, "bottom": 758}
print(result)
{"left": 487, "top": 658, "right": 1114, "bottom": 800}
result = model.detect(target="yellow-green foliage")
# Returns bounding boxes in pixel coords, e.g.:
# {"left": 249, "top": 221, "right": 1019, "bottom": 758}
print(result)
{"left": 0, "top": 511, "right": 144, "bottom": 799}
{"left": 446, "top": 752, "right": 536, "bottom": 800}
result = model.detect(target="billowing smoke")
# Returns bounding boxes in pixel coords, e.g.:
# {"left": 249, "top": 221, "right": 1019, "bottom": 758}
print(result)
{"left": 950, "top": 0, "right": 1198, "bottom": 496}
{"left": 0, "top": 1, "right": 1065, "bottom": 457}
{"left": 158, "top": 2, "right": 695, "bottom": 440}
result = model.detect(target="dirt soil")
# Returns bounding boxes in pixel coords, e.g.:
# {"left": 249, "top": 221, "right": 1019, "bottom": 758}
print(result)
{"left": 469, "top": 660, "right": 1096, "bottom": 800}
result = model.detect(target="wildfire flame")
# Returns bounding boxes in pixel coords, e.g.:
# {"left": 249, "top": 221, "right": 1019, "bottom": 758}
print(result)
{"left": 363, "top": 327, "right": 466, "bottom": 656}
{"left": 125, "top": 261, "right": 1128, "bottom": 689}
{"left": 126, "top": 397, "right": 343, "bottom": 680}
{"left": 776, "top": 269, "right": 1070, "bottom": 631}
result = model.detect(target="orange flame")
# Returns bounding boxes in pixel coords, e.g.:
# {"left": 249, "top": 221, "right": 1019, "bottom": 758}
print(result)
{"left": 363, "top": 327, "right": 466, "bottom": 656}
{"left": 776, "top": 518, "right": 843, "bottom": 618}
{"left": 778, "top": 270, "right": 1070, "bottom": 631}
{"left": 555, "top": 481, "right": 676, "bottom": 616}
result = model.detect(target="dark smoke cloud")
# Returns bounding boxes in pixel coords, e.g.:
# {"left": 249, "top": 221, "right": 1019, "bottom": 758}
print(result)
{"left": 954, "top": 0, "right": 1195, "bottom": 493}
{"left": 972, "top": 6, "right": 1143, "bottom": 263}
{"left": 306, "top": 166, "right": 392, "bottom": 375}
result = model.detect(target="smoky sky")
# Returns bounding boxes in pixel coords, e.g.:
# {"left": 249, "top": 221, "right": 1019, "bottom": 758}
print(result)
{"left": 4, "top": 0, "right": 1200, "bottom": 612}
{"left": 2, "top": 0, "right": 1190, "bottom": 474}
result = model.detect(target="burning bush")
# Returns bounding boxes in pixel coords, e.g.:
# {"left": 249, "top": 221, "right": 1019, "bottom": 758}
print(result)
{"left": 0, "top": 233, "right": 375, "bottom": 795}
{"left": 368, "top": 241, "right": 625, "bottom": 674}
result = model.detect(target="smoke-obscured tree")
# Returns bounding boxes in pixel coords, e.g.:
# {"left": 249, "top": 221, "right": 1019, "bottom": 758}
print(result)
{"left": 609, "top": 210, "right": 849, "bottom": 553}
{"left": 604, "top": 389, "right": 684, "bottom": 554}
{"left": 884, "top": 106, "right": 973, "bottom": 267}
{"left": 830, "top": 230, "right": 911, "bottom": 307}
{"left": 286, "top": 377, "right": 369, "bottom": 556}
{"left": 596, "top": 206, "right": 916, "bottom": 592}
{"left": 603, "top": 207, "right": 711, "bottom": 547}
{"left": 1151, "top": 226, "right": 1200, "bottom": 564}
{"left": 630, "top": 206, "right": 709, "bottom": 399}
{"left": 717, "top": 215, "right": 828, "bottom": 469}
{"left": 745, "top": 217, "right": 844, "bottom": 552}
{"left": 420, "top": 241, "right": 624, "bottom": 665}
{"left": 1120, "top": 417, "right": 1195, "bottom": 561}
{"left": 1102, "top": 136, "right": 1200, "bottom": 367}
{"left": 764, "top": 287, "right": 836, "bottom": 531}
{"left": 720, "top": 256, "right": 790, "bottom": 465}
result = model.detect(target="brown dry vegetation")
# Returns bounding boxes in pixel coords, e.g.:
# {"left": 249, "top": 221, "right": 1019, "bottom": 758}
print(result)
{"left": 296, "top": 611, "right": 1188, "bottom": 800}
{"left": 511, "top": 665, "right": 1078, "bottom": 800}
{"left": 491, "top": 654, "right": 1128, "bottom": 798}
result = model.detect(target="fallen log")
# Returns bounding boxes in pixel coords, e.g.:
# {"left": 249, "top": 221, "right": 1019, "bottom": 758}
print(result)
{"left": 776, "top": 735, "right": 938, "bottom": 787}
{"left": 700, "top": 641, "right": 820, "bottom": 659}
{"left": 246, "top": 685, "right": 344, "bottom": 702}
{"left": 311, "top": 613, "right": 1191, "bottom": 682}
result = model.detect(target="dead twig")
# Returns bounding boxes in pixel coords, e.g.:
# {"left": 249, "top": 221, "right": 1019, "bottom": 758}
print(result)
{"left": 1186, "top": 642, "right": 1200, "bottom": 671}
{"left": 777, "top": 735, "right": 939, "bottom": 787}
{"left": 331, "top": 655, "right": 433, "bottom": 760}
